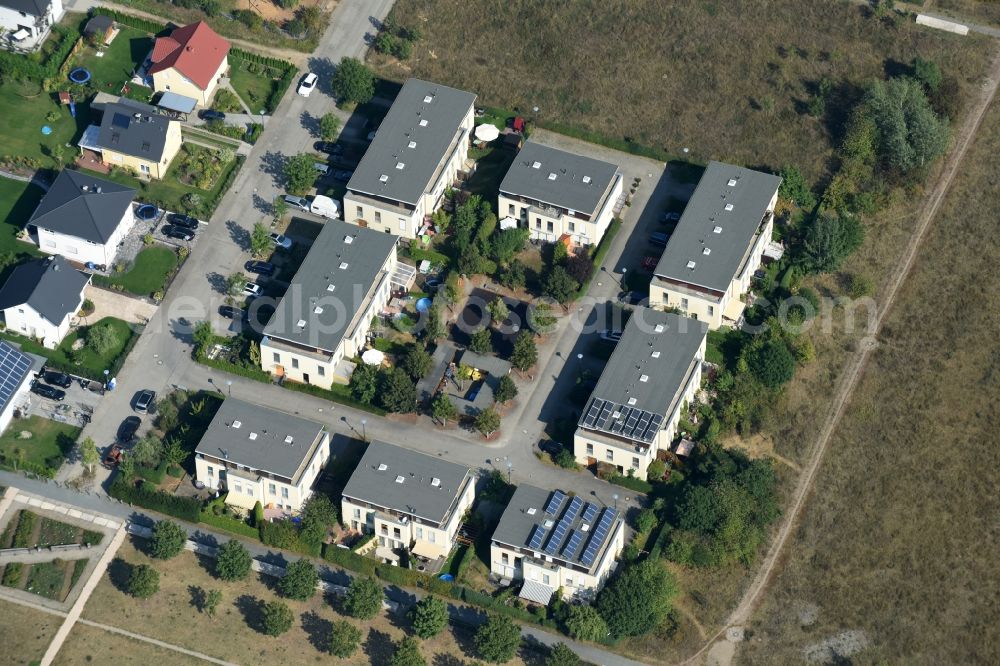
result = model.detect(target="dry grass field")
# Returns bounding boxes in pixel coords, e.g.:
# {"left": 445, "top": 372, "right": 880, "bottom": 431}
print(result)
{"left": 738, "top": 99, "right": 1000, "bottom": 664}
{"left": 0, "top": 598, "right": 60, "bottom": 665}
{"left": 372, "top": 0, "right": 990, "bottom": 182}
{"left": 56, "top": 623, "right": 198, "bottom": 665}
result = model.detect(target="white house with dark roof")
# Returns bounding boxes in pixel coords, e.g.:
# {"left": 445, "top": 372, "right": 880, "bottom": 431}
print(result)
{"left": 260, "top": 220, "right": 408, "bottom": 389}
{"left": 343, "top": 79, "right": 476, "bottom": 239}
{"left": 498, "top": 141, "right": 622, "bottom": 246}
{"left": 0, "top": 256, "right": 89, "bottom": 348}
{"left": 0, "top": 341, "right": 37, "bottom": 435}
{"left": 341, "top": 440, "right": 476, "bottom": 562}
{"left": 574, "top": 308, "right": 708, "bottom": 479}
{"left": 649, "top": 161, "right": 781, "bottom": 329}
{"left": 27, "top": 169, "right": 137, "bottom": 266}
{"left": 194, "top": 398, "right": 330, "bottom": 513}
{"left": 490, "top": 485, "right": 625, "bottom": 603}
{"left": 0, "top": 0, "right": 64, "bottom": 52}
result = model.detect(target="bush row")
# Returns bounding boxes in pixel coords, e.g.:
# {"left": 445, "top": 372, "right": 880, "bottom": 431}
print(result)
{"left": 198, "top": 508, "right": 259, "bottom": 539}
{"left": 0, "top": 25, "right": 79, "bottom": 82}
{"left": 109, "top": 475, "right": 200, "bottom": 522}
{"left": 195, "top": 353, "right": 272, "bottom": 382}
{"left": 266, "top": 66, "right": 298, "bottom": 114}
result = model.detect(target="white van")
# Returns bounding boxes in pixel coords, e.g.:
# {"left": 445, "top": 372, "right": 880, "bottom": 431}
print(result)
{"left": 310, "top": 195, "right": 340, "bottom": 220}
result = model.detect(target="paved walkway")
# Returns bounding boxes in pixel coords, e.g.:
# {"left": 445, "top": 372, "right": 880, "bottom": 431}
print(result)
{"left": 80, "top": 285, "right": 157, "bottom": 326}
{"left": 0, "top": 544, "right": 96, "bottom": 564}
{"left": 76, "top": 618, "right": 235, "bottom": 665}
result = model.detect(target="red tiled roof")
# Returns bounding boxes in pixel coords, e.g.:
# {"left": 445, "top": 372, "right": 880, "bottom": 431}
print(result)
{"left": 148, "top": 21, "right": 230, "bottom": 91}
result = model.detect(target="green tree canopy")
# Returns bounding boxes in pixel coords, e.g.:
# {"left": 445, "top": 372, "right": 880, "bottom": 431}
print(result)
{"left": 490, "top": 228, "right": 529, "bottom": 264}
{"left": 128, "top": 563, "right": 159, "bottom": 598}
{"left": 80, "top": 436, "right": 99, "bottom": 473}
{"left": 319, "top": 112, "right": 341, "bottom": 141}
{"left": 431, "top": 392, "right": 459, "bottom": 425}
{"left": 862, "top": 77, "right": 950, "bottom": 175}
{"left": 410, "top": 595, "right": 449, "bottom": 638}
{"left": 87, "top": 322, "right": 120, "bottom": 356}
{"left": 474, "top": 612, "right": 521, "bottom": 663}
{"left": 284, "top": 152, "right": 317, "bottom": 195}
{"left": 510, "top": 331, "right": 538, "bottom": 371}
{"left": 545, "top": 643, "right": 581, "bottom": 666}
{"left": 475, "top": 406, "right": 501, "bottom": 437}
{"left": 564, "top": 604, "right": 608, "bottom": 641}
{"left": 543, "top": 265, "right": 578, "bottom": 304}
{"left": 278, "top": 559, "right": 318, "bottom": 600}
{"left": 331, "top": 57, "right": 375, "bottom": 105}
{"left": 494, "top": 375, "right": 518, "bottom": 404}
{"left": 262, "top": 600, "right": 294, "bottom": 636}
{"left": 215, "top": 539, "right": 252, "bottom": 581}
{"left": 597, "top": 559, "right": 678, "bottom": 639}
{"left": 349, "top": 363, "right": 379, "bottom": 404}
{"left": 748, "top": 340, "right": 795, "bottom": 389}
{"left": 423, "top": 304, "right": 445, "bottom": 342}
{"left": 564, "top": 253, "right": 594, "bottom": 285}
{"left": 469, "top": 328, "right": 493, "bottom": 354}
{"left": 390, "top": 636, "right": 426, "bottom": 666}
{"left": 204, "top": 588, "right": 222, "bottom": 616}
{"left": 192, "top": 320, "right": 215, "bottom": 355}
{"left": 150, "top": 520, "right": 186, "bottom": 559}
{"left": 778, "top": 165, "right": 815, "bottom": 209}
{"left": 251, "top": 222, "right": 272, "bottom": 258}
{"left": 379, "top": 367, "right": 417, "bottom": 413}
{"left": 344, "top": 576, "right": 383, "bottom": 619}
{"left": 487, "top": 297, "right": 510, "bottom": 325}
{"left": 328, "top": 619, "right": 362, "bottom": 657}
{"left": 800, "top": 212, "right": 864, "bottom": 273}
{"left": 401, "top": 345, "right": 433, "bottom": 380}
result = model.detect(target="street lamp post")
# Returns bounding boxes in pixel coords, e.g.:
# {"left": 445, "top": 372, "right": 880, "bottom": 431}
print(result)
{"left": 505, "top": 457, "right": 513, "bottom": 484}
{"left": 225, "top": 380, "right": 232, "bottom": 397}
{"left": 360, "top": 418, "right": 367, "bottom": 442}
{"left": 612, "top": 493, "right": 619, "bottom": 512}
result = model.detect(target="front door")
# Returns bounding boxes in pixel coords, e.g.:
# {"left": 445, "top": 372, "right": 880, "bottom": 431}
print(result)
{"left": 303, "top": 373, "right": 310, "bottom": 384}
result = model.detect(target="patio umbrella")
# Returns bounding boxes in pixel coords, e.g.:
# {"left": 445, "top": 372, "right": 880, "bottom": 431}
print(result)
{"left": 361, "top": 349, "right": 385, "bottom": 366}
{"left": 475, "top": 123, "right": 500, "bottom": 142}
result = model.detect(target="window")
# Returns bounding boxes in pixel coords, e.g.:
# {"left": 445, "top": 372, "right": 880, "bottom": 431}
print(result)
{"left": 508, "top": 204, "right": 514, "bottom": 215}
{"left": 374, "top": 211, "right": 381, "bottom": 222}
{"left": 632, "top": 457, "right": 640, "bottom": 469}
{"left": 606, "top": 449, "right": 613, "bottom": 461}
{"left": 269, "top": 483, "right": 276, "bottom": 495}
{"left": 16, "top": 308, "right": 23, "bottom": 314}
{"left": 139, "top": 164, "right": 150, "bottom": 174}
{"left": 546, "top": 221, "right": 553, "bottom": 232}
{"left": 291, "top": 358, "right": 299, "bottom": 369}
{"left": 586, "top": 443, "right": 594, "bottom": 455}
{"left": 234, "top": 483, "right": 242, "bottom": 493}
{"left": 681, "top": 298, "right": 689, "bottom": 309}
{"left": 245, "top": 487, "right": 253, "bottom": 496}
{"left": 535, "top": 219, "right": 541, "bottom": 229}
{"left": 501, "top": 553, "right": 509, "bottom": 565}
{"left": 281, "top": 487, "right": 289, "bottom": 498}
{"left": 318, "top": 366, "right": 325, "bottom": 376}
{"left": 566, "top": 577, "right": 573, "bottom": 587}
{"left": 708, "top": 305, "right": 715, "bottom": 316}
{"left": 272, "top": 352, "right": 280, "bottom": 363}
{"left": 393, "top": 527, "right": 401, "bottom": 538}
{"left": 416, "top": 527, "right": 423, "bottom": 539}
{"left": 428, "top": 532, "right": 436, "bottom": 543}
{"left": 568, "top": 221, "right": 575, "bottom": 232}
{"left": 353, "top": 508, "right": 360, "bottom": 519}
{"left": 542, "top": 574, "right": 550, "bottom": 585}
{"left": 207, "top": 466, "right": 213, "bottom": 477}
{"left": 356, "top": 206, "right": 363, "bottom": 218}
{"left": 398, "top": 219, "right": 406, "bottom": 231}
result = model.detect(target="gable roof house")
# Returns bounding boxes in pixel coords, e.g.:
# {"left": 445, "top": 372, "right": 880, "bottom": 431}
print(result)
{"left": 574, "top": 308, "right": 708, "bottom": 479}
{"left": 148, "top": 20, "right": 230, "bottom": 107}
{"left": 0, "top": 0, "right": 65, "bottom": 52}
{"left": 341, "top": 440, "right": 476, "bottom": 562}
{"left": 499, "top": 141, "right": 622, "bottom": 247}
{"left": 0, "top": 256, "right": 90, "bottom": 349}
{"left": 194, "top": 399, "right": 330, "bottom": 513}
{"left": 649, "top": 161, "right": 781, "bottom": 329}
{"left": 83, "top": 99, "right": 183, "bottom": 180}
{"left": 27, "top": 169, "right": 137, "bottom": 266}
{"left": 343, "top": 79, "right": 476, "bottom": 239}
{"left": 0, "top": 341, "right": 41, "bottom": 435}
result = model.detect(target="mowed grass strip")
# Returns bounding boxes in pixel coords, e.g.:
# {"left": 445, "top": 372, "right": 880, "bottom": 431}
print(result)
{"left": 0, "top": 177, "right": 45, "bottom": 257}
{"left": 0, "top": 598, "right": 61, "bottom": 664}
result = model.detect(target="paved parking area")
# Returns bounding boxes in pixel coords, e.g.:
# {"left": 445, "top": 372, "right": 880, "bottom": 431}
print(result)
{"left": 27, "top": 373, "right": 104, "bottom": 428}
{"left": 115, "top": 205, "right": 202, "bottom": 269}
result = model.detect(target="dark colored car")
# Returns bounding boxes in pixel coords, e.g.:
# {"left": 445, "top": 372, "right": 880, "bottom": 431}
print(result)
{"left": 218, "top": 304, "right": 245, "bottom": 320}
{"left": 314, "top": 141, "right": 344, "bottom": 156}
{"left": 117, "top": 415, "right": 141, "bottom": 443}
{"left": 134, "top": 389, "right": 156, "bottom": 413}
{"left": 599, "top": 329, "right": 623, "bottom": 343}
{"left": 169, "top": 213, "right": 200, "bottom": 230}
{"left": 31, "top": 381, "right": 65, "bottom": 401}
{"left": 199, "top": 109, "right": 225, "bottom": 121}
{"left": 164, "top": 225, "right": 195, "bottom": 241}
{"left": 43, "top": 370, "right": 73, "bottom": 388}
{"left": 333, "top": 170, "right": 353, "bottom": 182}
{"left": 649, "top": 232, "right": 669, "bottom": 247}
{"left": 244, "top": 260, "right": 276, "bottom": 277}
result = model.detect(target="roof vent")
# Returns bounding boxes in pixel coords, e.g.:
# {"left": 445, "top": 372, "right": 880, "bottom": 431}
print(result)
{"left": 379, "top": 174, "right": 389, "bottom": 183}
{"left": 377, "top": 463, "right": 388, "bottom": 471}
{"left": 727, "top": 178, "right": 738, "bottom": 186}
{"left": 419, "top": 119, "right": 428, "bottom": 127}
{"left": 639, "top": 374, "right": 649, "bottom": 383}
{"left": 326, "top": 284, "right": 336, "bottom": 292}
{"left": 713, "top": 226, "right": 722, "bottom": 234}
{"left": 423, "top": 95, "right": 433, "bottom": 103}
{"left": 527, "top": 507, "right": 537, "bottom": 515}
{"left": 580, "top": 524, "right": 590, "bottom": 532}
{"left": 339, "top": 262, "right": 349, "bottom": 270}
{"left": 725, "top": 203, "right": 734, "bottom": 211}
{"left": 232, "top": 420, "right": 242, "bottom": 429}
{"left": 396, "top": 162, "right": 405, "bottom": 170}
{"left": 248, "top": 432, "right": 258, "bottom": 440}
{"left": 703, "top": 248, "right": 711, "bottom": 255}
{"left": 313, "top": 305, "right": 323, "bottom": 314}
{"left": 284, "top": 435, "right": 294, "bottom": 444}
{"left": 686, "top": 260, "right": 697, "bottom": 269}
{"left": 344, "top": 235, "right": 354, "bottom": 244}
{"left": 651, "top": 351, "right": 661, "bottom": 359}
{"left": 544, "top": 519, "right": 555, "bottom": 528}
{"left": 431, "top": 477, "right": 441, "bottom": 487}
{"left": 627, "top": 397, "right": 637, "bottom": 406}
{"left": 407, "top": 140, "right": 416, "bottom": 149}
{"left": 582, "top": 176, "right": 591, "bottom": 184}
{"left": 296, "top": 319, "right": 306, "bottom": 328}
{"left": 654, "top": 324, "right": 664, "bottom": 333}
{"left": 395, "top": 475, "right": 405, "bottom": 484}
{"left": 612, "top": 411, "right": 621, "bottom": 419}
{"left": 531, "top": 161, "right": 541, "bottom": 169}
{"left": 548, "top": 172, "right": 557, "bottom": 180}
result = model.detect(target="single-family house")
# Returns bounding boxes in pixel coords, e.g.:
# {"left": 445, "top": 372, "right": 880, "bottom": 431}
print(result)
{"left": 574, "top": 308, "right": 708, "bottom": 479}
{"left": 260, "top": 220, "right": 410, "bottom": 389}
{"left": 649, "top": 161, "right": 781, "bottom": 329}
{"left": 343, "top": 79, "right": 476, "bottom": 239}
{"left": 341, "top": 440, "right": 476, "bottom": 563}
{"left": 194, "top": 398, "right": 330, "bottom": 513}
{"left": 148, "top": 20, "right": 230, "bottom": 108}
{"left": 0, "top": 341, "right": 38, "bottom": 435}
{"left": 490, "top": 485, "right": 625, "bottom": 603}
{"left": 498, "top": 141, "right": 622, "bottom": 247}
{"left": 0, "top": 0, "right": 64, "bottom": 52}
{"left": 27, "top": 169, "right": 136, "bottom": 266}
{"left": 0, "top": 256, "right": 89, "bottom": 348}
{"left": 82, "top": 99, "right": 183, "bottom": 179}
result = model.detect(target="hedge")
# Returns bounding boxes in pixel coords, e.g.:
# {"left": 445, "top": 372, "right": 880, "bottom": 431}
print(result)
{"left": 109, "top": 476, "right": 200, "bottom": 522}
{"left": 350, "top": 533, "right": 376, "bottom": 552}
{"left": 0, "top": 24, "right": 79, "bottom": 82}
{"left": 323, "top": 545, "right": 377, "bottom": 577}
{"left": 12, "top": 511, "right": 36, "bottom": 548}
{"left": 576, "top": 217, "right": 622, "bottom": 298}
{"left": 607, "top": 473, "right": 653, "bottom": 494}
{"left": 198, "top": 508, "right": 259, "bottom": 539}
{"left": 195, "top": 353, "right": 272, "bottom": 383}
{"left": 229, "top": 47, "right": 295, "bottom": 73}
{"left": 281, "top": 380, "right": 387, "bottom": 416}
{"left": 267, "top": 66, "right": 298, "bottom": 114}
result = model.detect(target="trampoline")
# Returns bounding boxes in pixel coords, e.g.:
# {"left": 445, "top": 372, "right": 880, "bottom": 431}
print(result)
{"left": 41, "top": 126, "right": 52, "bottom": 135}
{"left": 68, "top": 67, "right": 91, "bottom": 84}
{"left": 135, "top": 204, "right": 159, "bottom": 221}
{"left": 438, "top": 574, "right": 455, "bottom": 582}
{"left": 415, "top": 297, "right": 432, "bottom": 313}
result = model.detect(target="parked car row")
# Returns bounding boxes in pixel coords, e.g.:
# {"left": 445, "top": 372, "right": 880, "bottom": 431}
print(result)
{"left": 281, "top": 194, "right": 340, "bottom": 220}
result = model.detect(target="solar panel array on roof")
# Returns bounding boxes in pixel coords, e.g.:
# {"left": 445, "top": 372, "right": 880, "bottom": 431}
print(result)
{"left": 561, "top": 529, "right": 584, "bottom": 560}
{"left": 580, "top": 508, "right": 618, "bottom": 567}
{"left": 544, "top": 490, "right": 566, "bottom": 515}
{"left": 0, "top": 342, "right": 31, "bottom": 413}
{"left": 582, "top": 398, "right": 663, "bottom": 444}
{"left": 581, "top": 502, "right": 598, "bottom": 524}
{"left": 543, "top": 496, "right": 584, "bottom": 554}
{"left": 527, "top": 523, "right": 546, "bottom": 550}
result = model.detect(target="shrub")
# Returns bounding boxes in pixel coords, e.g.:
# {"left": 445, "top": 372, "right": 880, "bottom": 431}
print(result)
{"left": 546, "top": 643, "right": 581, "bottom": 666}
{"left": 597, "top": 559, "right": 678, "bottom": 639}
{"left": 150, "top": 520, "right": 187, "bottom": 559}
{"left": 128, "top": 563, "right": 159, "bottom": 598}
{"left": 411, "top": 596, "right": 448, "bottom": 639}
{"left": 215, "top": 539, "right": 253, "bottom": 581}
{"left": 633, "top": 508, "right": 657, "bottom": 534}
{"left": 87, "top": 322, "right": 120, "bottom": 356}
{"left": 749, "top": 340, "right": 796, "bottom": 389}
{"left": 343, "top": 576, "right": 383, "bottom": 619}
{"left": 328, "top": 619, "right": 362, "bottom": 657}
{"left": 278, "top": 559, "right": 318, "bottom": 600}
{"left": 259, "top": 519, "right": 298, "bottom": 549}
{"left": 474, "top": 613, "right": 521, "bottom": 663}
{"left": 564, "top": 604, "right": 607, "bottom": 641}
{"left": 109, "top": 476, "right": 201, "bottom": 522}
{"left": 262, "top": 600, "right": 294, "bottom": 636}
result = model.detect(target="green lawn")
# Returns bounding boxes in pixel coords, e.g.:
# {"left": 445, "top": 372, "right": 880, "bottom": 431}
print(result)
{"left": 76, "top": 26, "right": 153, "bottom": 97}
{"left": 0, "top": 177, "right": 45, "bottom": 258}
{"left": 24, "top": 560, "right": 69, "bottom": 601}
{"left": 0, "top": 416, "right": 80, "bottom": 471}
{"left": 0, "top": 316, "right": 135, "bottom": 378}
{"left": 228, "top": 57, "right": 281, "bottom": 113}
{"left": 465, "top": 145, "right": 515, "bottom": 202}
{"left": 0, "top": 80, "right": 90, "bottom": 169}
{"left": 94, "top": 246, "right": 177, "bottom": 295}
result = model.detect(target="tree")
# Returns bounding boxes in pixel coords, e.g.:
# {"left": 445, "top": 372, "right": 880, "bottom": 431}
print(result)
{"left": 431, "top": 392, "right": 459, "bottom": 426}
{"left": 444, "top": 272, "right": 461, "bottom": 305}
{"left": 597, "top": 559, "right": 678, "bottom": 638}
{"left": 748, "top": 340, "right": 796, "bottom": 389}
{"left": 564, "top": 604, "right": 608, "bottom": 642}
{"left": 344, "top": 576, "right": 383, "bottom": 619}
{"left": 204, "top": 589, "right": 222, "bottom": 617}
{"left": 487, "top": 297, "right": 509, "bottom": 325}
{"left": 410, "top": 595, "right": 448, "bottom": 638}
{"left": 300, "top": 494, "right": 337, "bottom": 549}
{"left": 80, "top": 437, "right": 99, "bottom": 473}
{"left": 529, "top": 303, "right": 557, "bottom": 335}
{"left": 800, "top": 212, "right": 864, "bottom": 273}
{"left": 510, "top": 331, "right": 537, "bottom": 371}
{"left": 475, "top": 406, "right": 501, "bottom": 437}
{"left": 497, "top": 259, "right": 526, "bottom": 291}
{"left": 331, "top": 57, "right": 375, "bottom": 105}
{"left": 391, "top": 636, "right": 426, "bottom": 666}
{"left": 862, "top": 77, "right": 950, "bottom": 175}
{"left": 474, "top": 613, "right": 521, "bottom": 663}
{"left": 319, "top": 112, "right": 341, "bottom": 141}
{"left": 127, "top": 563, "right": 159, "bottom": 598}
{"left": 379, "top": 367, "right": 417, "bottom": 413}
{"left": 401, "top": 345, "right": 433, "bottom": 380}
{"left": 546, "top": 643, "right": 581, "bottom": 666}
{"left": 778, "top": 165, "right": 816, "bottom": 210}
{"left": 226, "top": 272, "right": 248, "bottom": 296}
{"left": 278, "top": 559, "right": 318, "bottom": 600}
{"left": 469, "top": 328, "right": 493, "bottom": 354}
{"left": 375, "top": 31, "right": 399, "bottom": 56}
{"left": 490, "top": 228, "right": 529, "bottom": 265}
{"left": 87, "top": 322, "right": 120, "bottom": 356}
{"left": 913, "top": 57, "right": 942, "bottom": 93}
{"left": 131, "top": 436, "right": 160, "bottom": 467}
{"left": 251, "top": 222, "right": 272, "bottom": 258}
{"left": 284, "top": 152, "right": 317, "bottom": 195}
{"left": 160, "top": 438, "right": 186, "bottom": 468}
{"left": 564, "top": 254, "right": 594, "bottom": 285}
{"left": 271, "top": 197, "right": 288, "bottom": 225}
{"left": 150, "top": 520, "right": 186, "bottom": 559}
{"left": 494, "top": 375, "right": 518, "bottom": 404}
{"left": 634, "top": 508, "right": 657, "bottom": 534}
{"left": 192, "top": 320, "right": 214, "bottom": 355}
{"left": 349, "top": 363, "right": 378, "bottom": 404}
{"left": 215, "top": 539, "right": 252, "bottom": 581}
{"left": 423, "top": 304, "right": 445, "bottom": 342}
{"left": 543, "top": 266, "right": 578, "bottom": 304}
{"left": 262, "top": 600, "right": 294, "bottom": 636}
{"left": 328, "top": 619, "right": 362, "bottom": 657}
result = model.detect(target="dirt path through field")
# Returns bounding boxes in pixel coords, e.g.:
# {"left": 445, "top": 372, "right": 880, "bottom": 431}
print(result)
{"left": 684, "top": 43, "right": 1000, "bottom": 666}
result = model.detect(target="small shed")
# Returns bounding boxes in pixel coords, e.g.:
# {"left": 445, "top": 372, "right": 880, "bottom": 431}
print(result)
{"left": 155, "top": 91, "right": 198, "bottom": 119}
{"left": 83, "top": 15, "right": 114, "bottom": 43}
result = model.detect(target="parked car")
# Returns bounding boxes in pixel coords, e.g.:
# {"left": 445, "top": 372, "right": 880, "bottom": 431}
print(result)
{"left": 169, "top": 213, "right": 200, "bottom": 230}
{"left": 134, "top": 389, "right": 156, "bottom": 413}
{"left": 333, "top": 170, "right": 353, "bottom": 182}
{"left": 297, "top": 72, "right": 318, "bottom": 97}
{"left": 282, "top": 194, "right": 310, "bottom": 211}
{"left": 218, "top": 304, "right": 245, "bottom": 320}
{"left": 117, "top": 415, "right": 141, "bottom": 443}
{"left": 649, "top": 232, "right": 669, "bottom": 246}
{"left": 164, "top": 225, "right": 195, "bottom": 241}
{"left": 270, "top": 232, "right": 293, "bottom": 249}
{"left": 198, "top": 109, "right": 225, "bottom": 121}
{"left": 661, "top": 211, "right": 681, "bottom": 223}
{"left": 31, "top": 381, "right": 65, "bottom": 401}
{"left": 599, "top": 329, "right": 623, "bottom": 343}
{"left": 102, "top": 444, "right": 124, "bottom": 469}
{"left": 244, "top": 260, "right": 276, "bottom": 277}
{"left": 313, "top": 162, "right": 330, "bottom": 176}
{"left": 314, "top": 141, "right": 343, "bottom": 156}
{"left": 42, "top": 370, "right": 72, "bottom": 388}
{"left": 309, "top": 194, "right": 339, "bottom": 219}
{"left": 243, "top": 282, "right": 263, "bottom": 297}
{"left": 618, "top": 290, "right": 645, "bottom": 306}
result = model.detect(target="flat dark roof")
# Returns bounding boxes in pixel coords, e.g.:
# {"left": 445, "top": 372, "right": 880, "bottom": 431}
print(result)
{"left": 499, "top": 141, "right": 619, "bottom": 216}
